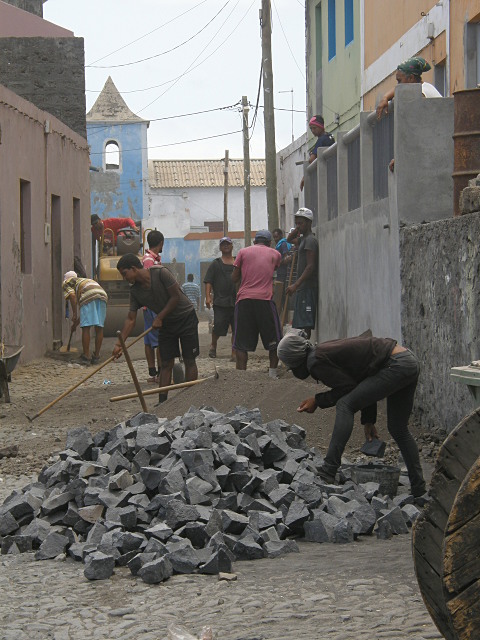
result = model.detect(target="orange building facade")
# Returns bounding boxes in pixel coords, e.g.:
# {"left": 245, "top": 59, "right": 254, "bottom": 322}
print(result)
{"left": 363, "top": 0, "right": 480, "bottom": 111}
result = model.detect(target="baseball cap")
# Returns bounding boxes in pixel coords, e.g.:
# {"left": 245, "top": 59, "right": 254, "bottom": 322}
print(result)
{"left": 294, "top": 207, "right": 313, "bottom": 221}
{"left": 219, "top": 236, "right": 233, "bottom": 246}
{"left": 63, "top": 270, "right": 77, "bottom": 282}
{"left": 254, "top": 229, "right": 272, "bottom": 242}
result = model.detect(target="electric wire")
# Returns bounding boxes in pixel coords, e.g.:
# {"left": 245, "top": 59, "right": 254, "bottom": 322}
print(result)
{"left": 88, "top": 1, "right": 231, "bottom": 69}
{"left": 89, "top": 129, "right": 243, "bottom": 155}
{"left": 86, "top": 102, "right": 241, "bottom": 139}
{"left": 272, "top": 0, "right": 305, "bottom": 79}
{"left": 248, "top": 58, "right": 263, "bottom": 140}
{"left": 87, "top": 0, "right": 209, "bottom": 65}
{"left": 137, "top": 0, "right": 256, "bottom": 113}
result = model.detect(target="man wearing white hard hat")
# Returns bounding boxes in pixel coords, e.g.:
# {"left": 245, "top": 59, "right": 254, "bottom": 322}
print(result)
{"left": 62, "top": 271, "right": 108, "bottom": 365}
{"left": 286, "top": 208, "right": 318, "bottom": 339}
{"left": 231, "top": 230, "right": 282, "bottom": 377}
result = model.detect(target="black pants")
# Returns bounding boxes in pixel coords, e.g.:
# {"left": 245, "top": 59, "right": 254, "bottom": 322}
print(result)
{"left": 324, "top": 350, "right": 426, "bottom": 497}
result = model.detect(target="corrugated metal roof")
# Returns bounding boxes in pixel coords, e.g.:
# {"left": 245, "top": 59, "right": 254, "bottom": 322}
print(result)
{"left": 148, "top": 159, "right": 266, "bottom": 188}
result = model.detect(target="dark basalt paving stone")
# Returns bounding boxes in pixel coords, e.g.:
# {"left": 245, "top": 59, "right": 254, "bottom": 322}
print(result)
{"left": 0, "top": 407, "right": 413, "bottom": 583}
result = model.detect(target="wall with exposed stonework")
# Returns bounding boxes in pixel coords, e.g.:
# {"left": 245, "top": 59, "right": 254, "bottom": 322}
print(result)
{"left": 2, "top": 0, "right": 44, "bottom": 17}
{"left": 0, "top": 36, "right": 86, "bottom": 138}
{"left": 400, "top": 212, "right": 480, "bottom": 432}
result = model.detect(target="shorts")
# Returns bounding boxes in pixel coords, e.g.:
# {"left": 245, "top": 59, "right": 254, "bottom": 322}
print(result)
{"left": 158, "top": 310, "right": 200, "bottom": 362}
{"left": 233, "top": 299, "right": 282, "bottom": 353}
{"left": 292, "top": 288, "right": 317, "bottom": 330}
{"left": 80, "top": 299, "right": 106, "bottom": 328}
{"left": 143, "top": 308, "right": 159, "bottom": 348}
{"left": 213, "top": 305, "right": 235, "bottom": 337}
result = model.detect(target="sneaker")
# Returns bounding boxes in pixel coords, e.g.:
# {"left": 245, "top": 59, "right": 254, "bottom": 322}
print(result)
{"left": 208, "top": 348, "right": 216, "bottom": 358}
{"left": 318, "top": 466, "right": 336, "bottom": 484}
{"left": 91, "top": 355, "right": 100, "bottom": 365}
{"left": 76, "top": 354, "right": 91, "bottom": 366}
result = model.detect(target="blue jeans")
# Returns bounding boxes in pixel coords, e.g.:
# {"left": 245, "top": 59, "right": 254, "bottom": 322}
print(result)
{"left": 324, "top": 350, "right": 426, "bottom": 497}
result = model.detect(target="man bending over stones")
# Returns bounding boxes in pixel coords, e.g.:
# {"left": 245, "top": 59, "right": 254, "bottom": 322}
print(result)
{"left": 113, "top": 253, "right": 199, "bottom": 403}
{"left": 277, "top": 330, "right": 427, "bottom": 504}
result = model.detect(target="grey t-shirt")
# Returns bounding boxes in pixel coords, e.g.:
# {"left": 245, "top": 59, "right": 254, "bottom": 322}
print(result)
{"left": 296, "top": 233, "right": 318, "bottom": 290}
{"left": 129, "top": 266, "right": 194, "bottom": 328}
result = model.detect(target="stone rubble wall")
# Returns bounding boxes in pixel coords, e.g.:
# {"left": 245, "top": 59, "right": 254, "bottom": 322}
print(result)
{"left": 400, "top": 210, "right": 480, "bottom": 431}
{"left": 0, "top": 37, "right": 86, "bottom": 138}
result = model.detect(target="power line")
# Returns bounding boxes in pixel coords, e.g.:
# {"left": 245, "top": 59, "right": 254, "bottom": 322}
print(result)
{"left": 87, "top": 0, "right": 209, "bottom": 66}
{"left": 87, "top": 1, "right": 231, "bottom": 69}
{"left": 272, "top": 0, "right": 305, "bottom": 79}
{"left": 248, "top": 58, "right": 263, "bottom": 140}
{"left": 89, "top": 129, "right": 243, "bottom": 155}
{"left": 87, "top": 102, "right": 241, "bottom": 139}
{"left": 137, "top": 0, "right": 256, "bottom": 113}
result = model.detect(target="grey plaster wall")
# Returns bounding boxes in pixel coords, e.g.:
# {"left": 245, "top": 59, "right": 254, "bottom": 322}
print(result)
{"left": 317, "top": 197, "right": 402, "bottom": 344}
{"left": 394, "top": 85, "right": 454, "bottom": 224}
{"left": 2, "top": 0, "right": 44, "bottom": 16}
{"left": 277, "top": 134, "right": 306, "bottom": 232}
{"left": 400, "top": 212, "right": 480, "bottom": 431}
{"left": 0, "top": 37, "right": 86, "bottom": 138}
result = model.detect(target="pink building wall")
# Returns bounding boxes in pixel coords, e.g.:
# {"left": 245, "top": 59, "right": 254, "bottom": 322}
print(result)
{"left": 0, "top": 83, "right": 91, "bottom": 361}
{"left": 0, "top": 0, "right": 73, "bottom": 37}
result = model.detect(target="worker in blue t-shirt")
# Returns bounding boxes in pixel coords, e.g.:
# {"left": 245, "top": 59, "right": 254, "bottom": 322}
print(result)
{"left": 300, "top": 115, "right": 335, "bottom": 191}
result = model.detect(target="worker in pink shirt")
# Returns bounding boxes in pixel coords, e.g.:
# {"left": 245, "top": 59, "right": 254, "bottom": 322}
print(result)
{"left": 232, "top": 229, "right": 282, "bottom": 377}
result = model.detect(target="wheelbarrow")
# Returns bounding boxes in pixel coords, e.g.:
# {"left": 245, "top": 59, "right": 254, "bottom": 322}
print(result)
{"left": 0, "top": 345, "right": 24, "bottom": 403}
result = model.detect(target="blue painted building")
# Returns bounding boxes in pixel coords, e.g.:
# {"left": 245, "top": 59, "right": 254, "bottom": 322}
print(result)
{"left": 86, "top": 76, "right": 149, "bottom": 223}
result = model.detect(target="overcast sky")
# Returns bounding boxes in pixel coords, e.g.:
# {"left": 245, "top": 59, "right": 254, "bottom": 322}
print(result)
{"left": 43, "top": 0, "right": 307, "bottom": 160}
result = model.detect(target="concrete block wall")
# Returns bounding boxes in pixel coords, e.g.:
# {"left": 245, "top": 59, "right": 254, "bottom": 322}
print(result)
{"left": 400, "top": 212, "right": 480, "bottom": 431}
{"left": 0, "top": 37, "right": 86, "bottom": 138}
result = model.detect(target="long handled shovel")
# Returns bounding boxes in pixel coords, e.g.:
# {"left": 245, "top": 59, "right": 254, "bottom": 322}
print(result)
{"left": 27, "top": 328, "right": 152, "bottom": 422}
{"left": 109, "top": 367, "right": 219, "bottom": 403}
{"left": 280, "top": 250, "right": 297, "bottom": 329}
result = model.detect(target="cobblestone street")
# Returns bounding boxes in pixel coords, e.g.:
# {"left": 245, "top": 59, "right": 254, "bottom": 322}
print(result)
{"left": 0, "top": 324, "right": 443, "bottom": 639}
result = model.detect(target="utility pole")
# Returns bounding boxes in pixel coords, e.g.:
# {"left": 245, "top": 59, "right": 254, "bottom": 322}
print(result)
{"left": 242, "top": 96, "right": 251, "bottom": 247}
{"left": 223, "top": 150, "right": 229, "bottom": 236}
{"left": 261, "top": 0, "right": 278, "bottom": 230}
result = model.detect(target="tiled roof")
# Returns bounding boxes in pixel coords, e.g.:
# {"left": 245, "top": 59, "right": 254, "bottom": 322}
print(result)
{"left": 149, "top": 159, "right": 266, "bottom": 188}
{"left": 87, "top": 76, "right": 147, "bottom": 123}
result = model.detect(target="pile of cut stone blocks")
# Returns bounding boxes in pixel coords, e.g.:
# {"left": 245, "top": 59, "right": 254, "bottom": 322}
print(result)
{"left": 0, "top": 407, "right": 421, "bottom": 583}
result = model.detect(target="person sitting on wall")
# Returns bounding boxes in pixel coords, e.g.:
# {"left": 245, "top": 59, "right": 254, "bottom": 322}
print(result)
{"left": 277, "top": 330, "right": 428, "bottom": 504}
{"left": 376, "top": 56, "right": 442, "bottom": 172}
{"left": 91, "top": 214, "right": 139, "bottom": 253}
{"left": 300, "top": 115, "right": 335, "bottom": 191}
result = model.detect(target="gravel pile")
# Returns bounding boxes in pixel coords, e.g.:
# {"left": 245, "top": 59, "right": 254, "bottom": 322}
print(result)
{"left": 0, "top": 407, "right": 421, "bottom": 583}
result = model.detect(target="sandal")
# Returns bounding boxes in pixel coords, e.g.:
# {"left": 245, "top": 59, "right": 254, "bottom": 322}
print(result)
{"left": 208, "top": 348, "right": 216, "bottom": 358}
{"left": 76, "top": 354, "right": 91, "bottom": 366}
